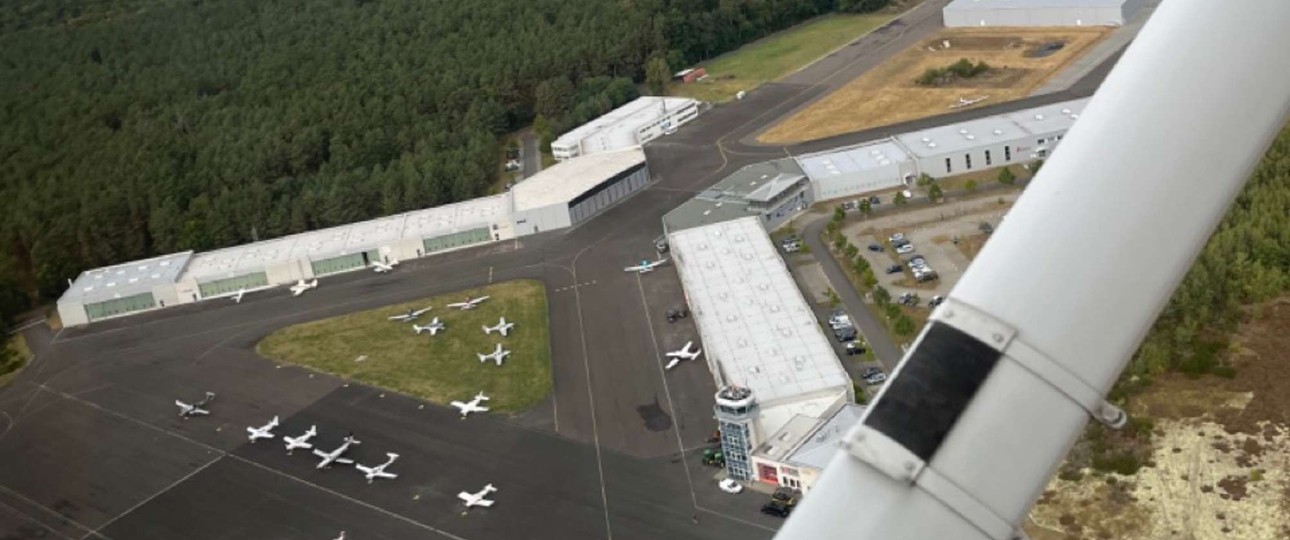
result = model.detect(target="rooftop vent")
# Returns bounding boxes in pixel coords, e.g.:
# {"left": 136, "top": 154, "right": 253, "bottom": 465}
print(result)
{"left": 921, "top": 137, "right": 931, "bottom": 143}
{"left": 958, "top": 128, "right": 968, "bottom": 135}
{"left": 966, "top": 134, "right": 975, "bottom": 140}
{"left": 928, "top": 142, "right": 938, "bottom": 148}
{"left": 993, "top": 129, "right": 1003, "bottom": 135}
{"left": 1061, "top": 108, "right": 1071, "bottom": 115}
{"left": 1071, "top": 113, "right": 1080, "bottom": 119}
{"left": 1034, "top": 114, "right": 1045, "bottom": 120}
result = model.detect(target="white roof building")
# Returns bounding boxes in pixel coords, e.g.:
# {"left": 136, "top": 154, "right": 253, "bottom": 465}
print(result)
{"left": 670, "top": 217, "right": 852, "bottom": 440}
{"left": 511, "top": 148, "right": 647, "bottom": 212}
{"left": 943, "top": 0, "right": 1144, "bottom": 27}
{"left": 60, "top": 251, "right": 193, "bottom": 306}
{"left": 550, "top": 97, "right": 700, "bottom": 160}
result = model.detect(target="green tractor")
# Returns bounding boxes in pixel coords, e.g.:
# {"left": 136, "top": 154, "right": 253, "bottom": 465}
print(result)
{"left": 702, "top": 448, "right": 725, "bottom": 468}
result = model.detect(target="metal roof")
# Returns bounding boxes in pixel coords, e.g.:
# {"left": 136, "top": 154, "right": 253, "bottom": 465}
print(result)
{"left": 181, "top": 195, "right": 511, "bottom": 282}
{"left": 709, "top": 158, "right": 806, "bottom": 198}
{"left": 796, "top": 140, "right": 912, "bottom": 179}
{"left": 894, "top": 98, "right": 1089, "bottom": 157}
{"left": 786, "top": 404, "right": 866, "bottom": 470}
{"left": 744, "top": 173, "right": 807, "bottom": 203}
{"left": 553, "top": 97, "right": 697, "bottom": 150}
{"left": 669, "top": 217, "right": 850, "bottom": 405}
{"left": 60, "top": 251, "right": 193, "bottom": 305}
{"left": 511, "top": 147, "right": 646, "bottom": 211}
{"left": 946, "top": 0, "right": 1129, "bottom": 9}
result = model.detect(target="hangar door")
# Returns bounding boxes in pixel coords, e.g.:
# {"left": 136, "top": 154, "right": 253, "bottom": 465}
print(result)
{"left": 423, "top": 227, "right": 491, "bottom": 254}
{"left": 567, "top": 164, "right": 650, "bottom": 225}
{"left": 84, "top": 292, "right": 156, "bottom": 322}
{"left": 311, "top": 253, "right": 365, "bottom": 276}
{"left": 198, "top": 272, "right": 269, "bottom": 298}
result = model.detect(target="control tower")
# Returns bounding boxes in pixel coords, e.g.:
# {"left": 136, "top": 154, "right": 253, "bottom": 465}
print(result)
{"left": 714, "top": 385, "right": 758, "bottom": 481}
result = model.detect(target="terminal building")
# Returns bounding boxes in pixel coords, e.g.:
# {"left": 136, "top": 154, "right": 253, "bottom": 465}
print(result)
{"left": 943, "top": 0, "right": 1143, "bottom": 28}
{"left": 669, "top": 217, "right": 854, "bottom": 490}
{"left": 57, "top": 148, "right": 648, "bottom": 327}
{"left": 551, "top": 97, "right": 700, "bottom": 161}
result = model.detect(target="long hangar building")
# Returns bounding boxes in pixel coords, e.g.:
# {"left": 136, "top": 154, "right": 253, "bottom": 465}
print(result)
{"left": 57, "top": 148, "right": 648, "bottom": 326}
{"left": 943, "top": 0, "right": 1144, "bottom": 27}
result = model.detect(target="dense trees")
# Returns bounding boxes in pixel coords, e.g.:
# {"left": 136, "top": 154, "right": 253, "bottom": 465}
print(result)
{"left": 1, "top": 0, "right": 893, "bottom": 302}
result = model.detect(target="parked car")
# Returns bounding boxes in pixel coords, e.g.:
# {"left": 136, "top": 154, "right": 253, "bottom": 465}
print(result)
{"left": 845, "top": 341, "right": 866, "bottom": 356}
{"left": 886, "top": 264, "right": 903, "bottom": 275}
{"left": 980, "top": 222, "right": 995, "bottom": 234}
{"left": 841, "top": 200, "right": 857, "bottom": 211}
{"left": 891, "top": 238, "right": 911, "bottom": 248}
{"left": 761, "top": 501, "right": 792, "bottom": 518}
{"left": 889, "top": 233, "right": 905, "bottom": 243}
{"left": 864, "top": 372, "right": 888, "bottom": 385}
{"left": 868, "top": 243, "right": 884, "bottom": 252}
{"left": 869, "top": 196, "right": 882, "bottom": 205}
{"left": 654, "top": 235, "right": 669, "bottom": 253}
{"left": 666, "top": 307, "right": 690, "bottom": 323}
{"left": 718, "top": 478, "right": 744, "bottom": 494}
{"left": 772, "top": 488, "right": 802, "bottom": 506}
{"left": 895, "top": 244, "right": 915, "bottom": 254}
{"left": 929, "top": 295, "right": 945, "bottom": 308}
{"left": 781, "top": 241, "right": 801, "bottom": 254}
{"left": 861, "top": 367, "right": 883, "bottom": 379}
{"left": 834, "top": 325, "right": 857, "bottom": 343}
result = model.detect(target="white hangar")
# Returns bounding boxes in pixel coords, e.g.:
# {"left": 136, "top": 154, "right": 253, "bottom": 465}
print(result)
{"left": 943, "top": 0, "right": 1144, "bottom": 28}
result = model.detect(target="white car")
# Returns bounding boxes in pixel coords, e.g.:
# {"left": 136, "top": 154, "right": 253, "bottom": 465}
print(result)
{"left": 718, "top": 479, "right": 744, "bottom": 494}
{"left": 896, "top": 244, "right": 915, "bottom": 254}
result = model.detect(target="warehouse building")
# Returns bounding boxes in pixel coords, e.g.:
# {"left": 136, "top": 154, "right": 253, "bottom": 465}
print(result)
{"left": 510, "top": 147, "right": 649, "bottom": 234}
{"left": 662, "top": 157, "right": 811, "bottom": 234}
{"left": 669, "top": 217, "right": 852, "bottom": 485}
{"left": 797, "top": 140, "right": 917, "bottom": 201}
{"left": 893, "top": 98, "right": 1087, "bottom": 177}
{"left": 749, "top": 403, "right": 866, "bottom": 494}
{"left": 58, "top": 149, "right": 650, "bottom": 326}
{"left": 943, "top": 0, "right": 1143, "bottom": 27}
{"left": 550, "top": 97, "right": 700, "bottom": 161}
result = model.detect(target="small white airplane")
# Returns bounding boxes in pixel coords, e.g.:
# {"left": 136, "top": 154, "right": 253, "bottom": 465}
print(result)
{"left": 666, "top": 341, "right": 703, "bottom": 361}
{"left": 333, "top": 533, "right": 345, "bottom": 540}
{"left": 371, "top": 259, "right": 399, "bottom": 273}
{"left": 313, "top": 433, "right": 361, "bottom": 469}
{"left": 458, "top": 483, "right": 498, "bottom": 508}
{"left": 450, "top": 391, "right": 491, "bottom": 419}
{"left": 482, "top": 317, "right": 514, "bottom": 337}
{"left": 232, "top": 288, "right": 246, "bottom": 304}
{"left": 283, "top": 425, "right": 318, "bottom": 454}
{"left": 175, "top": 391, "right": 216, "bottom": 418}
{"left": 446, "top": 296, "right": 490, "bottom": 311}
{"left": 389, "top": 307, "right": 432, "bottom": 322}
{"left": 624, "top": 258, "right": 669, "bottom": 273}
{"left": 476, "top": 344, "right": 511, "bottom": 366}
{"left": 413, "top": 317, "right": 445, "bottom": 336}
{"left": 949, "top": 95, "right": 990, "bottom": 109}
{"left": 246, "top": 416, "right": 280, "bottom": 443}
{"left": 290, "top": 279, "right": 318, "bottom": 297}
{"left": 355, "top": 452, "right": 399, "bottom": 484}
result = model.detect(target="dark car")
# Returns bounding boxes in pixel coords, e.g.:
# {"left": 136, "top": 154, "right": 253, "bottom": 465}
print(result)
{"left": 891, "top": 238, "right": 911, "bottom": 248}
{"left": 980, "top": 222, "right": 995, "bottom": 234}
{"left": 869, "top": 196, "right": 881, "bottom": 204}
{"left": 861, "top": 367, "right": 883, "bottom": 378}
{"left": 886, "top": 264, "right": 903, "bottom": 274}
{"left": 665, "top": 307, "right": 691, "bottom": 323}
{"left": 867, "top": 243, "right": 884, "bottom": 252}
{"left": 845, "top": 341, "right": 866, "bottom": 356}
{"left": 834, "top": 326, "right": 857, "bottom": 343}
{"left": 929, "top": 295, "right": 945, "bottom": 308}
{"left": 772, "top": 488, "right": 802, "bottom": 506}
{"left": 761, "top": 501, "right": 792, "bottom": 518}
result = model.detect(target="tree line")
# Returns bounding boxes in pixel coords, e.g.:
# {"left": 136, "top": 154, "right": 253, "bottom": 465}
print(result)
{"left": 0, "top": 0, "right": 896, "bottom": 311}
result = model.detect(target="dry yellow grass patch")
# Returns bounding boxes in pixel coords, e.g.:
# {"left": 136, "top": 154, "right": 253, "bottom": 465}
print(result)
{"left": 758, "top": 27, "right": 1109, "bottom": 144}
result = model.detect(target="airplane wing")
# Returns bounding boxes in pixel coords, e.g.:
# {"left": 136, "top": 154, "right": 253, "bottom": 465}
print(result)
{"left": 412, "top": 307, "right": 432, "bottom": 316}
{"left": 312, "top": 449, "right": 329, "bottom": 459}
{"left": 376, "top": 471, "right": 397, "bottom": 479}
{"left": 665, "top": 358, "right": 681, "bottom": 370}
{"left": 474, "top": 499, "right": 494, "bottom": 507}
{"left": 355, "top": 465, "right": 374, "bottom": 474}
{"left": 335, "top": 458, "right": 354, "bottom": 465}
{"left": 665, "top": 351, "right": 685, "bottom": 358}
{"left": 446, "top": 302, "right": 466, "bottom": 308}
{"left": 457, "top": 492, "right": 473, "bottom": 503}
{"left": 623, "top": 265, "right": 643, "bottom": 272}
{"left": 175, "top": 400, "right": 189, "bottom": 410}
{"left": 190, "top": 408, "right": 210, "bottom": 416}
{"left": 450, "top": 401, "right": 466, "bottom": 410}
{"left": 388, "top": 314, "right": 410, "bottom": 321}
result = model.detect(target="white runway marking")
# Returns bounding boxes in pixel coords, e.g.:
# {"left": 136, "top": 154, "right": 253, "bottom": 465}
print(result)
{"left": 569, "top": 269, "right": 615, "bottom": 540}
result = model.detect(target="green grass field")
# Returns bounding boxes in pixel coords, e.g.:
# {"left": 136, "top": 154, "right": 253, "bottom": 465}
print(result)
{"left": 671, "top": 13, "right": 897, "bottom": 103}
{"left": 257, "top": 280, "right": 551, "bottom": 413}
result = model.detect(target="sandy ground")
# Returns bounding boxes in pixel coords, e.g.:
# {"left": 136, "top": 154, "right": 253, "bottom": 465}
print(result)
{"left": 1027, "top": 298, "right": 1290, "bottom": 540}
{"left": 758, "top": 27, "right": 1109, "bottom": 144}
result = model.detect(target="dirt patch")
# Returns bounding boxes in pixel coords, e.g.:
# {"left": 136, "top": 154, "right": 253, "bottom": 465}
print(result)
{"left": 1031, "top": 297, "right": 1290, "bottom": 539}
{"left": 758, "top": 27, "right": 1109, "bottom": 144}
{"left": 1025, "top": 40, "right": 1066, "bottom": 58}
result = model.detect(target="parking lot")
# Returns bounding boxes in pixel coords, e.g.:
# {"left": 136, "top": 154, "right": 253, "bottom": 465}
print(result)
{"left": 845, "top": 193, "right": 1020, "bottom": 316}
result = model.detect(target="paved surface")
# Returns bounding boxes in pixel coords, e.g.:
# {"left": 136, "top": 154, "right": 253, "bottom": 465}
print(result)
{"left": 521, "top": 131, "right": 541, "bottom": 179}
{"left": 1032, "top": 0, "right": 1160, "bottom": 95}
{"left": 0, "top": 3, "right": 1129, "bottom": 537}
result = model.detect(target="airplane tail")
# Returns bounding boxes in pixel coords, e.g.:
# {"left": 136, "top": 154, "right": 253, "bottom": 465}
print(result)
{"left": 387, "top": 453, "right": 400, "bottom": 460}
{"left": 484, "top": 483, "right": 497, "bottom": 492}
{"left": 483, "top": 325, "right": 493, "bottom": 334}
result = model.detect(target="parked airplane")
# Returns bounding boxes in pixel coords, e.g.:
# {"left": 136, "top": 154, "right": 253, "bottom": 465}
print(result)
{"left": 447, "top": 296, "right": 490, "bottom": 311}
{"left": 333, "top": 532, "right": 345, "bottom": 540}
{"left": 355, "top": 453, "right": 399, "bottom": 484}
{"left": 175, "top": 391, "right": 216, "bottom": 418}
{"left": 664, "top": 358, "right": 682, "bottom": 370}
{"left": 624, "top": 258, "right": 668, "bottom": 273}
{"left": 476, "top": 344, "right": 511, "bottom": 366}
{"left": 482, "top": 317, "right": 514, "bottom": 337}
{"left": 949, "top": 95, "right": 990, "bottom": 109}
{"left": 290, "top": 279, "right": 318, "bottom": 297}
{"left": 284, "top": 425, "right": 318, "bottom": 454}
{"left": 389, "top": 307, "right": 432, "bottom": 322}
{"left": 232, "top": 288, "right": 246, "bottom": 304}
{"left": 666, "top": 341, "right": 702, "bottom": 361}
{"left": 246, "top": 416, "right": 280, "bottom": 443}
{"left": 450, "top": 391, "right": 491, "bottom": 419}
{"left": 313, "top": 433, "right": 360, "bottom": 469}
{"left": 458, "top": 483, "right": 498, "bottom": 508}
{"left": 371, "top": 259, "right": 399, "bottom": 273}
{"left": 413, "top": 317, "right": 445, "bottom": 336}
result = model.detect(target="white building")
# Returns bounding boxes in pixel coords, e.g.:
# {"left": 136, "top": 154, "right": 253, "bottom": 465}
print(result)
{"left": 943, "top": 0, "right": 1144, "bottom": 28}
{"left": 750, "top": 403, "right": 866, "bottom": 494}
{"left": 550, "top": 97, "right": 700, "bottom": 161}
{"left": 798, "top": 140, "right": 917, "bottom": 202}
{"left": 58, "top": 150, "right": 650, "bottom": 327}
{"left": 893, "top": 98, "right": 1087, "bottom": 176}
{"left": 511, "top": 148, "right": 649, "bottom": 234}
{"left": 668, "top": 217, "right": 853, "bottom": 486}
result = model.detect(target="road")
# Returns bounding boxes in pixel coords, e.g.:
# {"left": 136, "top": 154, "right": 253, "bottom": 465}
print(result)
{"left": 521, "top": 131, "right": 541, "bottom": 179}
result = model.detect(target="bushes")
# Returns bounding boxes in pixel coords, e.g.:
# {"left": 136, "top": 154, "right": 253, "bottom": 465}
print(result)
{"left": 916, "top": 58, "right": 992, "bottom": 86}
